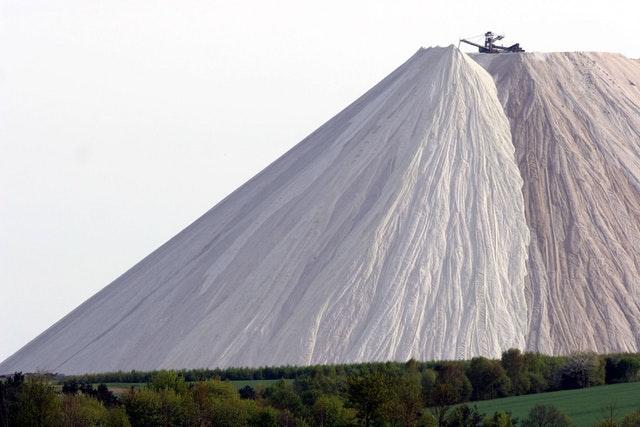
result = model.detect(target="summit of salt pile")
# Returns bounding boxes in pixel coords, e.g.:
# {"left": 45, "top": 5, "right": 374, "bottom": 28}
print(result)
{"left": 0, "top": 46, "right": 530, "bottom": 374}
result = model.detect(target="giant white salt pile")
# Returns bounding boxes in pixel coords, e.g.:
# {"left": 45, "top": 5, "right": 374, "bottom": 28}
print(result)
{"left": 3, "top": 47, "right": 640, "bottom": 374}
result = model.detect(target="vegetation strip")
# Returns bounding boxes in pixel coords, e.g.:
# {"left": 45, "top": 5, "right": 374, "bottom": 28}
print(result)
{"left": 2, "top": 350, "right": 640, "bottom": 425}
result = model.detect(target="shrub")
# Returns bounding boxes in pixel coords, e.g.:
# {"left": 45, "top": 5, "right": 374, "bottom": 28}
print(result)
{"left": 559, "top": 353, "right": 605, "bottom": 389}
{"left": 605, "top": 356, "right": 640, "bottom": 384}
{"left": 239, "top": 385, "right": 257, "bottom": 400}
{"left": 444, "top": 404, "right": 484, "bottom": 426}
{"left": 521, "top": 404, "right": 572, "bottom": 427}
{"left": 105, "top": 406, "right": 131, "bottom": 427}
{"left": 198, "top": 379, "right": 238, "bottom": 400}
{"left": 249, "top": 406, "right": 280, "bottom": 427}
{"left": 313, "top": 395, "right": 356, "bottom": 426}
{"left": 149, "top": 370, "right": 187, "bottom": 394}
{"left": 620, "top": 410, "right": 640, "bottom": 427}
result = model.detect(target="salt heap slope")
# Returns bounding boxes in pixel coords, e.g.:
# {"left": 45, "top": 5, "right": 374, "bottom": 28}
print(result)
{"left": 0, "top": 47, "right": 530, "bottom": 374}
{"left": 475, "top": 52, "right": 640, "bottom": 354}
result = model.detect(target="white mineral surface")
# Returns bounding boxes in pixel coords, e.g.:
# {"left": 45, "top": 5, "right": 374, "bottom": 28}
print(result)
{"left": 2, "top": 46, "right": 639, "bottom": 374}
{"left": 475, "top": 52, "right": 640, "bottom": 355}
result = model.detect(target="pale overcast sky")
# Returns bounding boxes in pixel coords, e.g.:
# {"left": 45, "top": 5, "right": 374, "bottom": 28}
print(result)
{"left": 1, "top": 0, "right": 639, "bottom": 362}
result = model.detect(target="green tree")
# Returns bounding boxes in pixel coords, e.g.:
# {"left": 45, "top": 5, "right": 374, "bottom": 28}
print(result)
{"left": 436, "top": 363, "right": 472, "bottom": 403}
{"left": 502, "top": 349, "right": 530, "bottom": 395}
{"left": 122, "top": 388, "right": 161, "bottom": 427}
{"left": 521, "top": 404, "right": 572, "bottom": 427}
{"left": 421, "top": 369, "right": 437, "bottom": 404}
{"left": 14, "top": 375, "right": 62, "bottom": 427}
{"left": 208, "top": 397, "right": 257, "bottom": 427}
{"left": 346, "top": 371, "right": 394, "bottom": 426}
{"left": 124, "top": 387, "right": 196, "bottom": 427}
{"left": 467, "top": 357, "right": 511, "bottom": 400}
{"left": 427, "top": 363, "right": 473, "bottom": 426}
{"left": 150, "top": 371, "right": 188, "bottom": 394}
{"left": 523, "top": 353, "right": 560, "bottom": 393}
{"left": 429, "top": 383, "right": 458, "bottom": 427}
{"left": 559, "top": 353, "right": 605, "bottom": 389}
{"left": 264, "top": 380, "right": 304, "bottom": 418}
{"left": 156, "top": 389, "right": 189, "bottom": 427}
{"left": 198, "top": 379, "right": 238, "bottom": 400}
{"left": 61, "top": 394, "right": 109, "bottom": 427}
{"left": 313, "top": 395, "right": 356, "bottom": 426}
{"left": 388, "top": 372, "right": 423, "bottom": 427}
{"left": 444, "top": 404, "right": 483, "bottom": 426}
{"left": 191, "top": 378, "right": 241, "bottom": 423}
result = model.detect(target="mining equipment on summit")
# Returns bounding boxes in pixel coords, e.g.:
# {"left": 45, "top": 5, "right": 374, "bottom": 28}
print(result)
{"left": 459, "top": 32, "right": 525, "bottom": 53}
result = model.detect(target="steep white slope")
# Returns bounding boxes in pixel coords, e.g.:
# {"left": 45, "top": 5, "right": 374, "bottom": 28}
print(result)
{"left": 475, "top": 52, "right": 640, "bottom": 354}
{"left": 1, "top": 47, "right": 529, "bottom": 374}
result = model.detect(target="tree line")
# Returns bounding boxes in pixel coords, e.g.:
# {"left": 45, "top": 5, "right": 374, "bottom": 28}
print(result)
{"left": 64, "top": 350, "right": 640, "bottom": 396}
{"left": 1, "top": 349, "right": 640, "bottom": 426}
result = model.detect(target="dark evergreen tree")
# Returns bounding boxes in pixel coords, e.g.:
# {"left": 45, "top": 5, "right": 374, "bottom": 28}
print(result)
{"left": 605, "top": 355, "right": 640, "bottom": 383}
{"left": 0, "top": 372, "right": 25, "bottom": 427}
{"left": 467, "top": 357, "right": 510, "bottom": 400}
{"left": 96, "top": 383, "right": 118, "bottom": 407}
{"left": 239, "top": 385, "right": 257, "bottom": 400}
{"left": 502, "top": 348, "right": 530, "bottom": 395}
{"left": 61, "top": 379, "right": 79, "bottom": 395}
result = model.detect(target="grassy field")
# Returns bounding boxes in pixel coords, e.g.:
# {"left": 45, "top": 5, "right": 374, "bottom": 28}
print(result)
{"left": 470, "top": 382, "right": 640, "bottom": 426}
